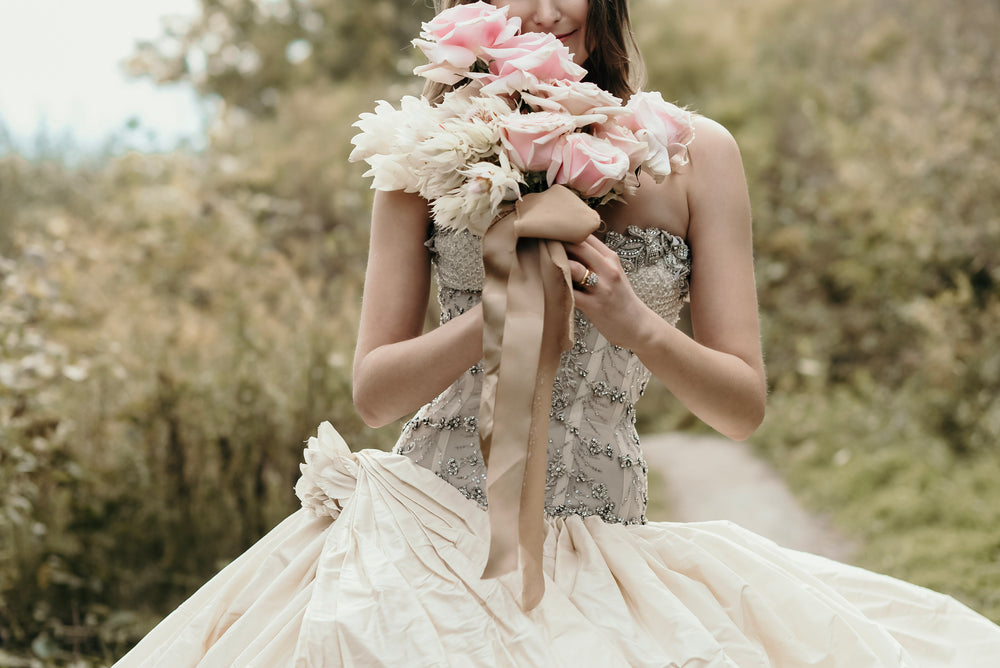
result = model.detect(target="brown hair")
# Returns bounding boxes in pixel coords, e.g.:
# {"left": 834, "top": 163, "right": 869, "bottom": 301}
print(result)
{"left": 423, "top": 0, "right": 645, "bottom": 103}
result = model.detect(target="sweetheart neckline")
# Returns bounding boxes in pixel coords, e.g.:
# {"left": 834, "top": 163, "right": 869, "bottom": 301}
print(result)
{"left": 601, "top": 224, "right": 689, "bottom": 249}
{"left": 428, "top": 223, "right": 690, "bottom": 255}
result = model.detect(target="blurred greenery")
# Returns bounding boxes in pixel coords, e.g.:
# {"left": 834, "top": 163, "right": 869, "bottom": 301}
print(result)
{"left": 1, "top": 0, "right": 998, "bottom": 664}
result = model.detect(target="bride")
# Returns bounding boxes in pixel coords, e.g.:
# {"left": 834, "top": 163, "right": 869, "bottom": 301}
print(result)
{"left": 116, "top": 0, "right": 1000, "bottom": 665}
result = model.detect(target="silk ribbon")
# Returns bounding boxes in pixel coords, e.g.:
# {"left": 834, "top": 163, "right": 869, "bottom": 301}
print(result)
{"left": 478, "top": 184, "right": 600, "bottom": 610}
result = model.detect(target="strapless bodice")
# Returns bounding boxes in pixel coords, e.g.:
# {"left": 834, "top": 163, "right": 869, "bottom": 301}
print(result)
{"left": 393, "top": 224, "right": 691, "bottom": 524}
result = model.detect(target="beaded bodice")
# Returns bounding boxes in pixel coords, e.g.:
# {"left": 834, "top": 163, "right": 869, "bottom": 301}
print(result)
{"left": 393, "top": 224, "right": 691, "bottom": 525}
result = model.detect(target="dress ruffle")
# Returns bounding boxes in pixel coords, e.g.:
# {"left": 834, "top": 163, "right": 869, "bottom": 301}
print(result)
{"left": 116, "top": 423, "right": 1000, "bottom": 667}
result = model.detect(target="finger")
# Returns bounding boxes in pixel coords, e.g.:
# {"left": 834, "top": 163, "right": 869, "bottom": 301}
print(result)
{"left": 568, "top": 248, "right": 622, "bottom": 288}
{"left": 581, "top": 233, "right": 617, "bottom": 255}
{"left": 567, "top": 259, "right": 590, "bottom": 285}
{"left": 565, "top": 234, "right": 604, "bottom": 252}
{"left": 565, "top": 239, "right": 606, "bottom": 268}
{"left": 587, "top": 234, "right": 625, "bottom": 264}
{"left": 570, "top": 235, "right": 621, "bottom": 268}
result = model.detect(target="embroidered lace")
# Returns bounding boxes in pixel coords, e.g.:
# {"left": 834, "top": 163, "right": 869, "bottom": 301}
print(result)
{"left": 394, "top": 224, "right": 691, "bottom": 524}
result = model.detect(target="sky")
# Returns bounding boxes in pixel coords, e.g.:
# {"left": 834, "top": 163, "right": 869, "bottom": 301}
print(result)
{"left": 0, "top": 0, "right": 210, "bottom": 155}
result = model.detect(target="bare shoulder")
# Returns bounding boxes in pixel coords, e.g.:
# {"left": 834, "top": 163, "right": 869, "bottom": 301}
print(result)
{"left": 687, "top": 115, "right": 745, "bottom": 182}
{"left": 683, "top": 114, "right": 752, "bottom": 244}
{"left": 597, "top": 113, "right": 746, "bottom": 239}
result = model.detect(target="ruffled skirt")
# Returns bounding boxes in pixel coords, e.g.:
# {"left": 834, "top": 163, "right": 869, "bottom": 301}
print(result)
{"left": 115, "top": 423, "right": 1000, "bottom": 667}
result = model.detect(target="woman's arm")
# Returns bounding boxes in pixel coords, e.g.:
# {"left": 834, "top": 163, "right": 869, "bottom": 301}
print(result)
{"left": 567, "top": 116, "right": 766, "bottom": 440}
{"left": 352, "top": 189, "right": 484, "bottom": 428}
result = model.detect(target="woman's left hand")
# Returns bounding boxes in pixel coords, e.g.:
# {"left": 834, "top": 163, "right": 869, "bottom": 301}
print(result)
{"left": 565, "top": 234, "right": 652, "bottom": 349}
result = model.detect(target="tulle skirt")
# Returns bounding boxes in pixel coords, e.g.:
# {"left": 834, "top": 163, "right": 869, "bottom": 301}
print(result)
{"left": 115, "top": 423, "right": 1000, "bottom": 667}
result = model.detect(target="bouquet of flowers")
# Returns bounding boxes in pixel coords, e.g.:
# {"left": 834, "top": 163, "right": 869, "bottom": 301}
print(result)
{"left": 349, "top": 1, "right": 694, "bottom": 235}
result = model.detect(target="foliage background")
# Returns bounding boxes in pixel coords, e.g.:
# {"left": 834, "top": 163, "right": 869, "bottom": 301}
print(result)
{"left": 1, "top": 0, "right": 997, "bottom": 664}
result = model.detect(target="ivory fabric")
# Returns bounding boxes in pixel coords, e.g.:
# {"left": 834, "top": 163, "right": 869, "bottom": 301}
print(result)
{"left": 116, "top": 422, "right": 1000, "bottom": 667}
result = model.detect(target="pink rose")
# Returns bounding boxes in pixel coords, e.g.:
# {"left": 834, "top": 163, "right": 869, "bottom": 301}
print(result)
{"left": 519, "top": 80, "right": 623, "bottom": 118}
{"left": 413, "top": 2, "right": 521, "bottom": 84}
{"left": 500, "top": 111, "right": 578, "bottom": 174}
{"left": 621, "top": 91, "right": 695, "bottom": 181}
{"left": 554, "top": 133, "right": 630, "bottom": 198}
{"left": 592, "top": 121, "right": 649, "bottom": 174}
{"left": 480, "top": 32, "right": 586, "bottom": 95}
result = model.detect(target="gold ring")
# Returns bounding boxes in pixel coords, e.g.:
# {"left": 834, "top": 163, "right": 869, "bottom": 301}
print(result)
{"left": 576, "top": 269, "right": 599, "bottom": 289}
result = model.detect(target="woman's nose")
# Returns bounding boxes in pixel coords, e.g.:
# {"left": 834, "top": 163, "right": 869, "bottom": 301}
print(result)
{"left": 529, "top": 0, "right": 562, "bottom": 30}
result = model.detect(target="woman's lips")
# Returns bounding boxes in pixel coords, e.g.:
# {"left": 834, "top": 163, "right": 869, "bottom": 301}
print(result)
{"left": 555, "top": 30, "right": 577, "bottom": 41}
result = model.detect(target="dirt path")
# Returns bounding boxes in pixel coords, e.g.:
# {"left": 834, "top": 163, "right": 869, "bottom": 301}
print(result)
{"left": 642, "top": 432, "right": 857, "bottom": 562}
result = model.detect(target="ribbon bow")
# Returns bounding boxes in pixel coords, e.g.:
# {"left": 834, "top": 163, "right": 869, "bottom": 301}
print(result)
{"left": 478, "top": 184, "right": 600, "bottom": 609}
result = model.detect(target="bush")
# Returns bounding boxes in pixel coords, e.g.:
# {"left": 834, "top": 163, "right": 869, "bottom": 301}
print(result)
{"left": 0, "top": 145, "right": 395, "bottom": 663}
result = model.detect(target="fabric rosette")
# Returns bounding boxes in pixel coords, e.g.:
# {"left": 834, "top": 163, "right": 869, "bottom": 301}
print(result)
{"left": 294, "top": 421, "right": 359, "bottom": 521}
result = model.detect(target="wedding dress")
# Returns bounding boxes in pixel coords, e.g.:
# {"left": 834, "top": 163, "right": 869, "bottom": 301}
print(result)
{"left": 115, "top": 224, "right": 1000, "bottom": 667}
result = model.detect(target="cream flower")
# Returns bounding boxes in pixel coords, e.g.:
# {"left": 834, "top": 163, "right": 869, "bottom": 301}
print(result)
{"left": 349, "top": 99, "right": 413, "bottom": 163}
{"left": 362, "top": 154, "right": 422, "bottom": 192}
{"left": 441, "top": 88, "right": 516, "bottom": 130}
{"left": 390, "top": 95, "right": 452, "bottom": 153}
{"left": 350, "top": 95, "right": 449, "bottom": 192}
{"left": 433, "top": 156, "right": 522, "bottom": 235}
{"left": 412, "top": 112, "right": 504, "bottom": 200}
